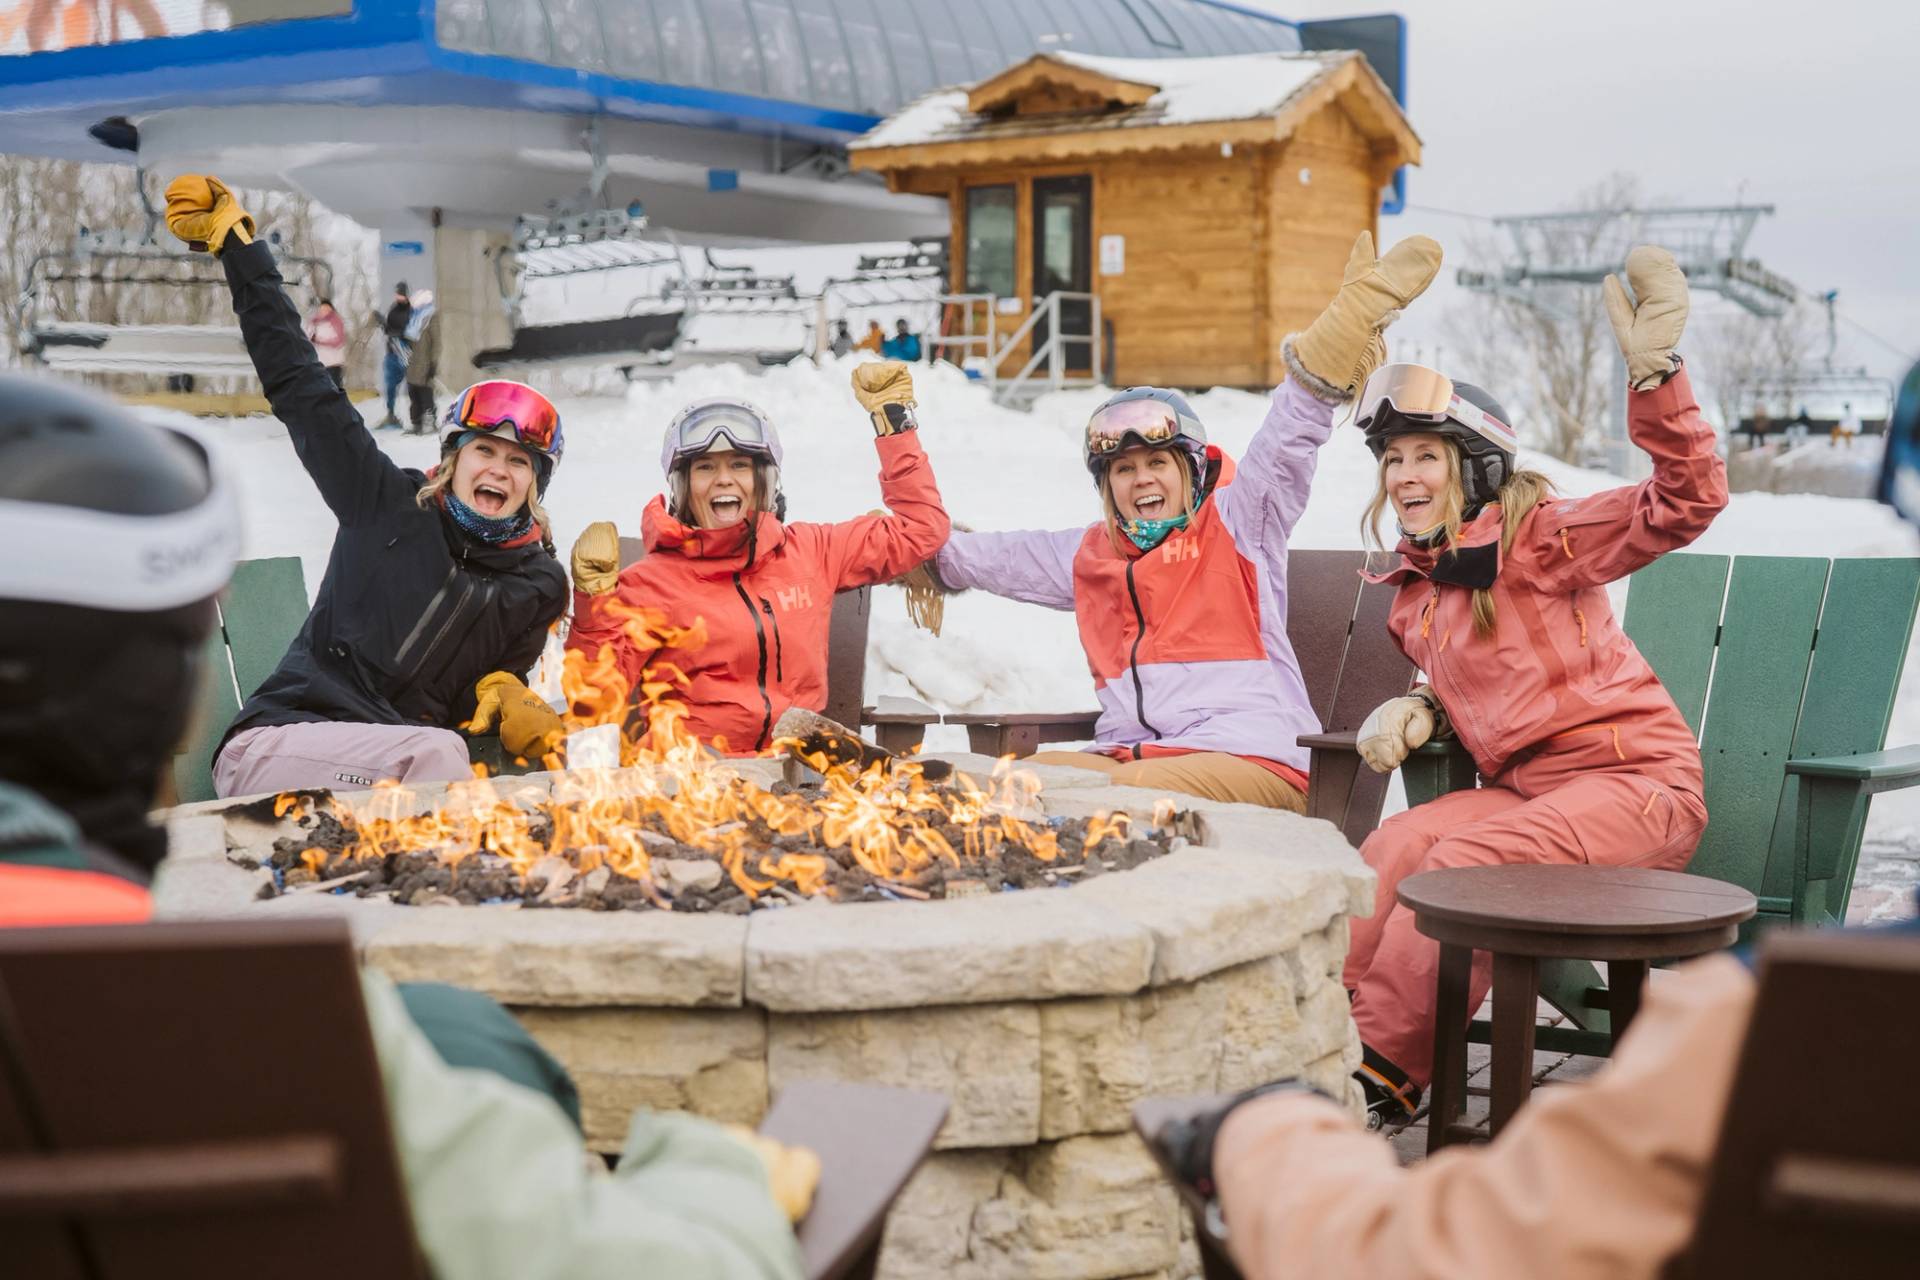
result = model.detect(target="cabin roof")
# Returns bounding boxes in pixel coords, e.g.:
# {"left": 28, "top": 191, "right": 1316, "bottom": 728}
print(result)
{"left": 850, "top": 50, "right": 1419, "bottom": 168}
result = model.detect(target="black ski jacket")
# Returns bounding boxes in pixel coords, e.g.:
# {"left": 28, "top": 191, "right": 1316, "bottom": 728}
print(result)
{"left": 219, "top": 241, "right": 568, "bottom": 751}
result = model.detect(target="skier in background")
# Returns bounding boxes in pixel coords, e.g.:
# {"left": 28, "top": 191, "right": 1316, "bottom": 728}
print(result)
{"left": 404, "top": 288, "right": 439, "bottom": 434}
{"left": 304, "top": 296, "right": 348, "bottom": 389}
{"left": 375, "top": 280, "right": 412, "bottom": 428}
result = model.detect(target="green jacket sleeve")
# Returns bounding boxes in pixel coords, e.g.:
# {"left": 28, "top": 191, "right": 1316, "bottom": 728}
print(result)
{"left": 362, "top": 971, "right": 805, "bottom": 1280}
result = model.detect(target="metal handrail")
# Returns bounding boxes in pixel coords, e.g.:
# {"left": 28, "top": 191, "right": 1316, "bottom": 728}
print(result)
{"left": 996, "top": 292, "right": 1102, "bottom": 404}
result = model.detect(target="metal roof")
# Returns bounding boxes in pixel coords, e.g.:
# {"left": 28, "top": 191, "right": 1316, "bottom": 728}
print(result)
{"left": 433, "top": 0, "right": 1302, "bottom": 117}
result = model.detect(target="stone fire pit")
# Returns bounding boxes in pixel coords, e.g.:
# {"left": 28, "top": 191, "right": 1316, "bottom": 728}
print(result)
{"left": 157, "top": 754, "right": 1372, "bottom": 1280}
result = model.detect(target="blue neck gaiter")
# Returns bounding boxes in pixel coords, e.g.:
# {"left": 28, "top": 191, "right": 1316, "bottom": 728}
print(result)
{"left": 1122, "top": 513, "right": 1190, "bottom": 552}
{"left": 443, "top": 490, "right": 533, "bottom": 544}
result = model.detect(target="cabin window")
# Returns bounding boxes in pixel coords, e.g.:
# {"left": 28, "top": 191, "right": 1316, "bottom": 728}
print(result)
{"left": 963, "top": 185, "right": 1017, "bottom": 298}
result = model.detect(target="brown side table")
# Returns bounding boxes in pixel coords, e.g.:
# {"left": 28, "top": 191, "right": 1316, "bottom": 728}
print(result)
{"left": 1396, "top": 864, "right": 1757, "bottom": 1154}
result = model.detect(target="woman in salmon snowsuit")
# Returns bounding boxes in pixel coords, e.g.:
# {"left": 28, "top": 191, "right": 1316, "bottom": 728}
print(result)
{"left": 929, "top": 232, "right": 1444, "bottom": 809}
{"left": 566, "top": 363, "right": 949, "bottom": 754}
{"left": 1343, "top": 246, "right": 1729, "bottom": 1126}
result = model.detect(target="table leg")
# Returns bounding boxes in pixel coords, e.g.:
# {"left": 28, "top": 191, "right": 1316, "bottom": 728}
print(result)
{"left": 1489, "top": 952, "right": 1540, "bottom": 1138}
{"left": 1425, "top": 941, "right": 1473, "bottom": 1154}
{"left": 1608, "top": 959, "right": 1648, "bottom": 1045}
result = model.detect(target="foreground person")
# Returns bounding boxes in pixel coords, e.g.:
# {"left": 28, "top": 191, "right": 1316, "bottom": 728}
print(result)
{"left": 163, "top": 176, "right": 571, "bottom": 797}
{"left": 927, "top": 232, "right": 1442, "bottom": 809}
{"left": 1343, "top": 246, "right": 1728, "bottom": 1125}
{"left": 567, "top": 362, "right": 949, "bottom": 753}
{"left": 0, "top": 374, "right": 807, "bottom": 1280}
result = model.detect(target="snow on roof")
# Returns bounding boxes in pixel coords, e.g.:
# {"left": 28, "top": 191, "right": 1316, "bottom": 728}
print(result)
{"left": 851, "top": 50, "right": 1353, "bottom": 152}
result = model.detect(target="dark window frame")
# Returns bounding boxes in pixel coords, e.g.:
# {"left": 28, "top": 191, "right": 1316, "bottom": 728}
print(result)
{"left": 962, "top": 183, "right": 1018, "bottom": 299}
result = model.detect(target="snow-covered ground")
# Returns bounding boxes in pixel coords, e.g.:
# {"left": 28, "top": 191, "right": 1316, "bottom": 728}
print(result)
{"left": 156, "top": 356, "right": 1920, "bottom": 920}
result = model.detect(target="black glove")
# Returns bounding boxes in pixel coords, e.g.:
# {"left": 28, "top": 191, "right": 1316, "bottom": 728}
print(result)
{"left": 1147, "top": 1079, "right": 1326, "bottom": 1203}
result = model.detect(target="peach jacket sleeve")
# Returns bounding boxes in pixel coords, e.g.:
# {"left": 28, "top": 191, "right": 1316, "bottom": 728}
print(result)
{"left": 1212, "top": 954, "right": 1756, "bottom": 1280}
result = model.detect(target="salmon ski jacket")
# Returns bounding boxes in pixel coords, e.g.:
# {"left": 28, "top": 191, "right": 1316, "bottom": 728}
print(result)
{"left": 934, "top": 379, "right": 1337, "bottom": 773}
{"left": 567, "top": 432, "right": 949, "bottom": 754}
{"left": 1363, "top": 366, "right": 1730, "bottom": 785}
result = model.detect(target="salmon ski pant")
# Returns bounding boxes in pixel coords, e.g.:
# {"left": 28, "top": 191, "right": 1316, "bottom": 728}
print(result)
{"left": 1026, "top": 750, "right": 1307, "bottom": 813}
{"left": 1344, "top": 733, "right": 1707, "bottom": 1088}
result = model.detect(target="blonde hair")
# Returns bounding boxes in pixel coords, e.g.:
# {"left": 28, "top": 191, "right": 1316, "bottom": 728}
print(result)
{"left": 1362, "top": 439, "right": 1554, "bottom": 636}
{"left": 1097, "top": 447, "right": 1198, "bottom": 554}
{"left": 415, "top": 444, "right": 552, "bottom": 542}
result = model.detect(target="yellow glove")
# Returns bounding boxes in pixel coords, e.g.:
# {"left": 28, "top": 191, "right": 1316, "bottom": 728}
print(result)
{"left": 163, "top": 175, "right": 255, "bottom": 256}
{"left": 726, "top": 1125, "right": 822, "bottom": 1223}
{"left": 852, "top": 360, "right": 919, "bottom": 436}
{"left": 467, "top": 672, "right": 565, "bottom": 759}
{"left": 570, "top": 521, "right": 621, "bottom": 596}
{"left": 1284, "top": 231, "right": 1443, "bottom": 403}
{"left": 1603, "top": 245, "right": 1689, "bottom": 391}
{"left": 1355, "top": 687, "right": 1446, "bottom": 775}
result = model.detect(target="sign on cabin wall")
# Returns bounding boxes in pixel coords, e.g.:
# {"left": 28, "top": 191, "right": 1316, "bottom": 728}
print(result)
{"left": 1100, "top": 234, "right": 1125, "bottom": 276}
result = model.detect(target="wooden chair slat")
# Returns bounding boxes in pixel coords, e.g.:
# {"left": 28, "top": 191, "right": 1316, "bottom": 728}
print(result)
{"left": 172, "top": 621, "right": 242, "bottom": 805}
{"left": 1622, "top": 552, "right": 1730, "bottom": 736}
{"left": 1761, "top": 558, "right": 1920, "bottom": 918}
{"left": 1686, "top": 557, "right": 1829, "bottom": 899}
{"left": 222, "top": 557, "right": 309, "bottom": 701}
{"left": 824, "top": 588, "right": 870, "bottom": 731}
{"left": 1284, "top": 549, "right": 1367, "bottom": 727}
{"left": 1325, "top": 576, "right": 1417, "bottom": 734}
{"left": 0, "top": 920, "right": 425, "bottom": 1279}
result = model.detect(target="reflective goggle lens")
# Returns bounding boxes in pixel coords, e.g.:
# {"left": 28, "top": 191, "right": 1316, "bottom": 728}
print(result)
{"left": 1356, "top": 363, "right": 1457, "bottom": 428}
{"left": 457, "top": 381, "right": 560, "bottom": 452}
{"left": 1087, "top": 400, "right": 1180, "bottom": 454}
{"left": 675, "top": 403, "right": 771, "bottom": 456}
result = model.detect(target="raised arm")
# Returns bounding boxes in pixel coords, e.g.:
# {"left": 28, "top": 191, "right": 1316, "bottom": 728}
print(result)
{"left": 1526, "top": 249, "right": 1728, "bottom": 590}
{"left": 933, "top": 526, "right": 1083, "bottom": 611}
{"left": 819, "top": 430, "right": 952, "bottom": 590}
{"left": 1213, "top": 378, "right": 1338, "bottom": 554}
{"left": 167, "top": 175, "right": 415, "bottom": 526}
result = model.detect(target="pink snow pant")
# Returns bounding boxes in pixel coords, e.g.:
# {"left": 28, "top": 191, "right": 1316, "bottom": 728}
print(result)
{"left": 1344, "top": 728, "right": 1708, "bottom": 1087}
{"left": 213, "top": 722, "right": 473, "bottom": 798}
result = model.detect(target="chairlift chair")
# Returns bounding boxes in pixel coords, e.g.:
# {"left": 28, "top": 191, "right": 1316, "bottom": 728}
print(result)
{"left": 17, "top": 231, "right": 332, "bottom": 380}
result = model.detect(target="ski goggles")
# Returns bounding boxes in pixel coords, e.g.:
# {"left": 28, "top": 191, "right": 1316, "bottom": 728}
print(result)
{"left": 1355, "top": 363, "right": 1519, "bottom": 453}
{"left": 669, "top": 400, "right": 778, "bottom": 462}
{"left": 1085, "top": 398, "right": 1200, "bottom": 456}
{"left": 452, "top": 380, "right": 563, "bottom": 458}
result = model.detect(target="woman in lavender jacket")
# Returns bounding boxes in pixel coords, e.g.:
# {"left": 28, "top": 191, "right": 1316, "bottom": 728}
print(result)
{"left": 930, "top": 232, "right": 1443, "bottom": 808}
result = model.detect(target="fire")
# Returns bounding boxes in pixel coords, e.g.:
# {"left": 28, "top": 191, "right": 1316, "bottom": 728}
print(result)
{"left": 271, "top": 599, "right": 1154, "bottom": 907}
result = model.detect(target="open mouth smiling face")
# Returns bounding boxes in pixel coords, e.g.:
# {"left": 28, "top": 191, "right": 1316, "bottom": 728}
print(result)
{"left": 689, "top": 450, "right": 759, "bottom": 529}
{"left": 453, "top": 435, "right": 534, "bottom": 519}
{"left": 1380, "top": 432, "right": 1453, "bottom": 535}
{"left": 1108, "top": 444, "right": 1185, "bottom": 523}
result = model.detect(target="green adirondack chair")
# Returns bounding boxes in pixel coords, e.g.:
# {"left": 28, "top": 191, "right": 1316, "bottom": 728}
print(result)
{"left": 172, "top": 556, "right": 310, "bottom": 805}
{"left": 1341, "top": 553, "right": 1920, "bottom": 1056}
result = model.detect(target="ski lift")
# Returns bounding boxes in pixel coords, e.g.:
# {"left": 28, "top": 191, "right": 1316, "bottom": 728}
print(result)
{"left": 473, "top": 204, "right": 692, "bottom": 372}
{"left": 821, "top": 238, "right": 949, "bottom": 353}
{"left": 1732, "top": 290, "right": 1896, "bottom": 441}
{"left": 655, "top": 248, "right": 813, "bottom": 371}
{"left": 16, "top": 172, "right": 333, "bottom": 380}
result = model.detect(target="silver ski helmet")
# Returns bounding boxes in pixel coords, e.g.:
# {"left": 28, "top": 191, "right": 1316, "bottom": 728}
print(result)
{"left": 661, "top": 398, "right": 787, "bottom": 522}
{"left": 1084, "top": 387, "right": 1210, "bottom": 494}
{"left": 1356, "top": 363, "right": 1519, "bottom": 509}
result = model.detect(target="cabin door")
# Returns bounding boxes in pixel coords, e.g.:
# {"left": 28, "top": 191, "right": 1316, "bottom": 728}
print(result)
{"left": 1031, "top": 175, "right": 1093, "bottom": 374}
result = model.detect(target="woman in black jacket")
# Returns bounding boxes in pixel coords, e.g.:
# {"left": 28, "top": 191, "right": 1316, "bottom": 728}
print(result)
{"left": 165, "top": 176, "right": 570, "bottom": 797}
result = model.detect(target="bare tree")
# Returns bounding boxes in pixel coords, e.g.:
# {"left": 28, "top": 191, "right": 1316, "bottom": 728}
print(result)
{"left": 1452, "top": 173, "right": 1642, "bottom": 465}
{"left": 1691, "top": 299, "right": 1823, "bottom": 435}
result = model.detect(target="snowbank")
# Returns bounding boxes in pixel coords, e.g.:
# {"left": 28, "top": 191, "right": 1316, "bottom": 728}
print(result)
{"left": 158, "top": 355, "right": 1920, "bottom": 836}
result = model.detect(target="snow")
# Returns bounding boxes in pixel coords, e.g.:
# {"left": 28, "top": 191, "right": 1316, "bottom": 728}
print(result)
{"left": 149, "top": 357, "right": 1920, "bottom": 911}
{"left": 851, "top": 51, "right": 1347, "bottom": 151}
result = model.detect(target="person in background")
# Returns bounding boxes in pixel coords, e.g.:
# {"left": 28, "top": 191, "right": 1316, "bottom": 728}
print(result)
{"left": 923, "top": 232, "right": 1442, "bottom": 811}
{"left": 162, "top": 175, "right": 570, "bottom": 797}
{"left": 882, "top": 318, "right": 922, "bottom": 363}
{"left": 304, "top": 297, "right": 348, "bottom": 389}
{"left": 375, "top": 280, "right": 412, "bottom": 429}
{"left": 855, "top": 318, "right": 885, "bottom": 355}
{"left": 0, "top": 374, "right": 811, "bottom": 1280}
{"left": 404, "top": 288, "right": 440, "bottom": 435}
{"left": 829, "top": 319, "right": 854, "bottom": 358}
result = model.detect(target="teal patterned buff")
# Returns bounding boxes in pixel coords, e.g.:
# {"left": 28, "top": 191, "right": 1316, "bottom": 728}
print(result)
{"left": 1121, "top": 513, "right": 1191, "bottom": 552}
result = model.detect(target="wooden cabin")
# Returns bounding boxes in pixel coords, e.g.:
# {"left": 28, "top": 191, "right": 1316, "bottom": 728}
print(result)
{"left": 849, "top": 50, "right": 1421, "bottom": 390}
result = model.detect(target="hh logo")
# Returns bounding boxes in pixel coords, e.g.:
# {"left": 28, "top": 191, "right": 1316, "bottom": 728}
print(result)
{"left": 776, "top": 584, "right": 814, "bottom": 612}
{"left": 1162, "top": 537, "right": 1200, "bottom": 564}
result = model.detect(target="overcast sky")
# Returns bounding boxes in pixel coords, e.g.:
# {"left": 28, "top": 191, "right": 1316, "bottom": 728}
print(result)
{"left": 1257, "top": 0, "right": 1916, "bottom": 395}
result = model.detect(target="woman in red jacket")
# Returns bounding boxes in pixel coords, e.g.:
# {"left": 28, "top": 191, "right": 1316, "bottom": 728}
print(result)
{"left": 1343, "top": 247, "right": 1730, "bottom": 1128}
{"left": 566, "top": 362, "right": 949, "bottom": 754}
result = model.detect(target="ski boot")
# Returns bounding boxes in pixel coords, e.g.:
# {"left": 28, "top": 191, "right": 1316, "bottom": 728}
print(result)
{"left": 1355, "top": 1046, "right": 1423, "bottom": 1134}
{"left": 375, "top": 413, "right": 402, "bottom": 430}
